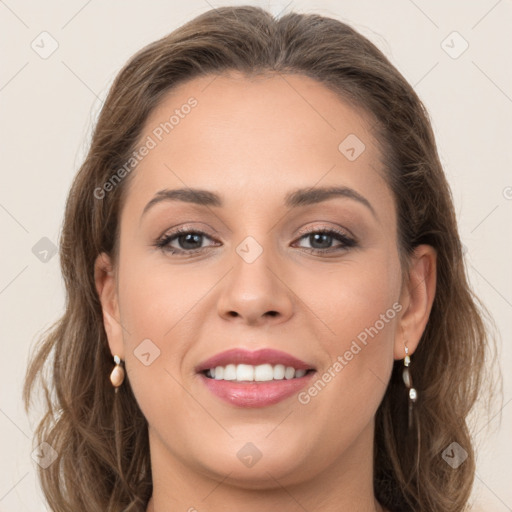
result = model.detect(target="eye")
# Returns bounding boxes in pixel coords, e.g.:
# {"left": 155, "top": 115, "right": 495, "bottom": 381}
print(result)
{"left": 155, "top": 227, "right": 219, "bottom": 255}
{"left": 154, "top": 226, "right": 357, "bottom": 256}
{"left": 293, "top": 228, "right": 356, "bottom": 254}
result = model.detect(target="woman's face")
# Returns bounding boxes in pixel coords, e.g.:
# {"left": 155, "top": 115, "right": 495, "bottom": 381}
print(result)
{"left": 96, "top": 72, "right": 433, "bottom": 491}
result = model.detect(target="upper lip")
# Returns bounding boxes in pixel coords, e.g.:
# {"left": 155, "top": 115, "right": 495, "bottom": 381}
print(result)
{"left": 195, "top": 348, "right": 316, "bottom": 373}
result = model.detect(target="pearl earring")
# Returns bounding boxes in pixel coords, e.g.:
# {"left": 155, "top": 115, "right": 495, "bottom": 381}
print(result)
{"left": 110, "top": 355, "right": 125, "bottom": 391}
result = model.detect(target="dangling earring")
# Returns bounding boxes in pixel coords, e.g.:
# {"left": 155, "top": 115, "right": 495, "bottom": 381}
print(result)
{"left": 110, "top": 355, "right": 125, "bottom": 392}
{"left": 402, "top": 344, "right": 417, "bottom": 430}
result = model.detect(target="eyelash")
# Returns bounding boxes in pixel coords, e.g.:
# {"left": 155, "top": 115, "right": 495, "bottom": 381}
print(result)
{"left": 154, "top": 226, "right": 357, "bottom": 257}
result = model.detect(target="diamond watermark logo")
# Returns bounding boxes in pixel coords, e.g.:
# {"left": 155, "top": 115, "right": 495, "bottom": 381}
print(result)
{"left": 31, "top": 31, "right": 59, "bottom": 59}
{"left": 31, "top": 442, "right": 58, "bottom": 469}
{"left": 237, "top": 442, "right": 262, "bottom": 468}
{"left": 338, "top": 134, "right": 366, "bottom": 161}
{"left": 441, "top": 31, "right": 469, "bottom": 59}
{"left": 32, "top": 237, "right": 58, "bottom": 263}
{"left": 442, "top": 442, "right": 468, "bottom": 469}
{"left": 236, "top": 236, "right": 263, "bottom": 264}
{"left": 134, "top": 338, "right": 161, "bottom": 366}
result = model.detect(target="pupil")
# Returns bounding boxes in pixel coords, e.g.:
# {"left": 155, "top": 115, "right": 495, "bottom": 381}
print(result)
{"left": 311, "top": 233, "right": 331, "bottom": 249}
{"left": 180, "top": 233, "right": 202, "bottom": 249}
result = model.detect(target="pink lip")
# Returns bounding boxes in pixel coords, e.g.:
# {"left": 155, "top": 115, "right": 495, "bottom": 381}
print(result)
{"left": 195, "top": 348, "right": 315, "bottom": 373}
{"left": 195, "top": 348, "right": 316, "bottom": 408}
{"left": 199, "top": 373, "right": 316, "bottom": 408}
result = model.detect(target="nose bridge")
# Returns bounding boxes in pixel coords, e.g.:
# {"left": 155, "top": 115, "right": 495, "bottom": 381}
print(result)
{"left": 216, "top": 233, "right": 294, "bottom": 324}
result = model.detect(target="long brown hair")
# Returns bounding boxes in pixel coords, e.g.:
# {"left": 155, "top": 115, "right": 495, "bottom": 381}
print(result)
{"left": 24, "top": 6, "right": 496, "bottom": 511}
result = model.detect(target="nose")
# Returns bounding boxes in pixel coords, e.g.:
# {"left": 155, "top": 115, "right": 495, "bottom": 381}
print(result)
{"left": 217, "top": 241, "right": 295, "bottom": 327}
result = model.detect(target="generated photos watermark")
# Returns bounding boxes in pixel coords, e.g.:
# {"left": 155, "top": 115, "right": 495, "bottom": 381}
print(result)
{"left": 94, "top": 97, "right": 198, "bottom": 200}
{"left": 298, "top": 301, "right": 403, "bottom": 405}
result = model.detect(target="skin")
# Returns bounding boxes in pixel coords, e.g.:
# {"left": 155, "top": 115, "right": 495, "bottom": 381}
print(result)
{"left": 95, "top": 73, "right": 436, "bottom": 512}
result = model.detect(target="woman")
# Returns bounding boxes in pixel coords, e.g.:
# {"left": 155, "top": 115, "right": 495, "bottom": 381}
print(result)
{"left": 23, "top": 6, "right": 495, "bottom": 511}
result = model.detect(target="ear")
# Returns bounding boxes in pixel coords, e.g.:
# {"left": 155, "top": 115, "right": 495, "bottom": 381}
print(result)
{"left": 394, "top": 244, "right": 437, "bottom": 359}
{"left": 94, "top": 252, "right": 125, "bottom": 359}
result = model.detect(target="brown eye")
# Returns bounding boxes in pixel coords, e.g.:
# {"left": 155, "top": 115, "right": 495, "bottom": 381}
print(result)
{"left": 156, "top": 229, "right": 219, "bottom": 255}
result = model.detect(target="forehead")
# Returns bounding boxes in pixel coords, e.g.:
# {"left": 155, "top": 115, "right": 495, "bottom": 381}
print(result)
{"left": 123, "top": 72, "right": 391, "bottom": 219}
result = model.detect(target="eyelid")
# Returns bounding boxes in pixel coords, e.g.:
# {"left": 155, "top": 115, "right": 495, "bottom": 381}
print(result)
{"left": 294, "top": 222, "right": 356, "bottom": 241}
{"left": 158, "top": 224, "right": 353, "bottom": 242}
{"left": 158, "top": 222, "right": 217, "bottom": 238}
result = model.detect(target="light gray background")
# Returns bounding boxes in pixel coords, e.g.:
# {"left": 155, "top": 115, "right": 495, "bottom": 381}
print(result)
{"left": 1, "top": 1, "right": 511, "bottom": 510}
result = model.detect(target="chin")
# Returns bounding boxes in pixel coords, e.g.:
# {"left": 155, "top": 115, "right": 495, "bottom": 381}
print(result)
{"left": 194, "top": 447, "right": 318, "bottom": 490}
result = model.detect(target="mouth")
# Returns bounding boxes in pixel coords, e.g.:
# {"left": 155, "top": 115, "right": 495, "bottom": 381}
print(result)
{"left": 195, "top": 348, "right": 317, "bottom": 407}
{"left": 201, "top": 364, "right": 316, "bottom": 381}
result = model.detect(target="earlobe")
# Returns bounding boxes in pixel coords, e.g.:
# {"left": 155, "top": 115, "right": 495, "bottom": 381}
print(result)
{"left": 94, "top": 252, "right": 124, "bottom": 359}
{"left": 394, "top": 244, "right": 437, "bottom": 359}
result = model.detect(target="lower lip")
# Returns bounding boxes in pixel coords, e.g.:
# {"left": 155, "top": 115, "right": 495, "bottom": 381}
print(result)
{"left": 199, "top": 372, "right": 316, "bottom": 408}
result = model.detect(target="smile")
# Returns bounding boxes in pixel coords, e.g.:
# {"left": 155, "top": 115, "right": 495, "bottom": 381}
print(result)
{"left": 196, "top": 348, "right": 317, "bottom": 407}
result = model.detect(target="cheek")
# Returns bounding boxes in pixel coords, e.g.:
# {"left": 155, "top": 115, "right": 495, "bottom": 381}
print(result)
{"left": 299, "top": 248, "right": 401, "bottom": 411}
{"left": 305, "top": 246, "right": 401, "bottom": 346}
{"left": 114, "top": 253, "right": 195, "bottom": 415}
{"left": 117, "top": 251, "right": 203, "bottom": 337}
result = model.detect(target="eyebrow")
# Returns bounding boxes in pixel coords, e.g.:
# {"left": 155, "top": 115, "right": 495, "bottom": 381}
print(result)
{"left": 141, "top": 185, "right": 376, "bottom": 219}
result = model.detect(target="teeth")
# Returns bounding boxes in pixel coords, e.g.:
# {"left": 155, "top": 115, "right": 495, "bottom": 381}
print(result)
{"left": 284, "top": 366, "right": 295, "bottom": 379}
{"left": 223, "top": 364, "right": 237, "bottom": 380}
{"left": 273, "top": 364, "right": 285, "bottom": 380}
{"left": 208, "top": 363, "right": 309, "bottom": 381}
{"left": 254, "top": 364, "right": 273, "bottom": 381}
{"left": 237, "top": 364, "right": 254, "bottom": 381}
